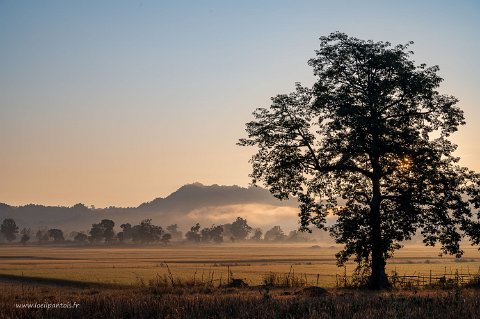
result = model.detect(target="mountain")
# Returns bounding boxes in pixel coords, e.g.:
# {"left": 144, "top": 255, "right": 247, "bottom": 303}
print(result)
{"left": 137, "top": 183, "right": 295, "bottom": 212}
{"left": 0, "top": 183, "right": 299, "bottom": 232}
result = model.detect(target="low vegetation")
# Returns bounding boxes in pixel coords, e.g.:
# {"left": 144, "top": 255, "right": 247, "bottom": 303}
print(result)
{"left": 1, "top": 244, "right": 480, "bottom": 287}
{"left": 3, "top": 274, "right": 480, "bottom": 319}
{"left": 1, "top": 243, "right": 480, "bottom": 318}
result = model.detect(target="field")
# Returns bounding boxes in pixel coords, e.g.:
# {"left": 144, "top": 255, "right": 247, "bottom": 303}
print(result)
{"left": 1, "top": 243, "right": 480, "bottom": 287}
{"left": 2, "top": 243, "right": 480, "bottom": 318}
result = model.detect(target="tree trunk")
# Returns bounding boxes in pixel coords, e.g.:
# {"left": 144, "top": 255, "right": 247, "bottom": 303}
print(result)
{"left": 368, "top": 176, "right": 389, "bottom": 289}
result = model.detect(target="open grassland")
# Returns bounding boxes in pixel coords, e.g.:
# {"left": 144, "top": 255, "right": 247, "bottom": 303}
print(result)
{"left": 2, "top": 280, "right": 480, "bottom": 319}
{"left": 1, "top": 243, "right": 480, "bottom": 288}
{"left": 2, "top": 244, "right": 480, "bottom": 318}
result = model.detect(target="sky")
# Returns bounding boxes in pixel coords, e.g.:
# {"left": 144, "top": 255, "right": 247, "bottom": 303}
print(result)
{"left": 1, "top": 0, "right": 479, "bottom": 207}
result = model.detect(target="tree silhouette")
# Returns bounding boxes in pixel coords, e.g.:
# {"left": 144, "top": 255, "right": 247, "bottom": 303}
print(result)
{"left": 89, "top": 219, "right": 115, "bottom": 243}
{"left": 36, "top": 228, "right": 49, "bottom": 244}
{"left": 74, "top": 232, "right": 88, "bottom": 243}
{"left": 48, "top": 229, "right": 65, "bottom": 243}
{"left": 131, "top": 219, "right": 163, "bottom": 244}
{"left": 264, "top": 226, "right": 286, "bottom": 242}
{"left": 185, "top": 223, "right": 201, "bottom": 242}
{"left": 1, "top": 218, "right": 19, "bottom": 242}
{"left": 287, "top": 230, "right": 311, "bottom": 242}
{"left": 20, "top": 228, "right": 32, "bottom": 245}
{"left": 161, "top": 233, "right": 172, "bottom": 245}
{"left": 201, "top": 225, "right": 224, "bottom": 243}
{"left": 230, "top": 217, "right": 252, "bottom": 241}
{"left": 251, "top": 228, "right": 263, "bottom": 241}
{"left": 239, "top": 32, "right": 480, "bottom": 289}
{"left": 166, "top": 224, "right": 183, "bottom": 240}
{"left": 117, "top": 223, "right": 134, "bottom": 243}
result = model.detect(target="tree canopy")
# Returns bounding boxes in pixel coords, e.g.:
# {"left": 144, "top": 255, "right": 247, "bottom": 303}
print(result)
{"left": 239, "top": 32, "right": 480, "bottom": 289}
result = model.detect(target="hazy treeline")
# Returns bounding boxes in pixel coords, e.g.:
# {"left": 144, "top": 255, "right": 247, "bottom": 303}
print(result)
{"left": 0, "top": 184, "right": 300, "bottom": 232}
{"left": 0, "top": 217, "right": 314, "bottom": 245}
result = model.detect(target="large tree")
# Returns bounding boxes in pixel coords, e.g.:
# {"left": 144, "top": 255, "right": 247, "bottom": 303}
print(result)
{"left": 239, "top": 32, "right": 480, "bottom": 289}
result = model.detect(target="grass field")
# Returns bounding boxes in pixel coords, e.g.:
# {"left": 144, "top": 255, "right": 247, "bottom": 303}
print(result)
{"left": 3, "top": 280, "right": 480, "bottom": 319}
{"left": 1, "top": 243, "right": 480, "bottom": 288}
{"left": 2, "top": 243, "right": 480, "bottom": 318}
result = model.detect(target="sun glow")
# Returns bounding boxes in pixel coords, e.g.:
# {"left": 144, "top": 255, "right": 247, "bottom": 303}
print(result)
{"left": 398, "top": 157, "right": 413, "bottom": 171}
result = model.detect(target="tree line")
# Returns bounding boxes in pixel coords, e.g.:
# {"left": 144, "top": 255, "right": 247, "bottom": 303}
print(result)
{"left": 0, "top": 217, "right": 312, "bottom": 245}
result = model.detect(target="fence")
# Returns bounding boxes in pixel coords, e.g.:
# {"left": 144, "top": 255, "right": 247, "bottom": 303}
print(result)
{"left": 148, "top": 264, "right": 480, "bottom": 289}
{"left": 335, "top": 267, "right": 480, "bottom": 289}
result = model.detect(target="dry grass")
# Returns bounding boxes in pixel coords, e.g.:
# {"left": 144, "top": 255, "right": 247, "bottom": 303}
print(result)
{"left": 2, "top": 279, "right": 480, "bottom": 319}
{"left": 1, "top": 243, "right": 480, "bottom": 288}
{"left": 2, "top": 243, "right": 480, "bottom": 318}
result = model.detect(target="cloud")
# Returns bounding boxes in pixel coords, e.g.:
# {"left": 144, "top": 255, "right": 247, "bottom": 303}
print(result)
{"left": 185, "top": 204, "right": 300, "bottom": 229}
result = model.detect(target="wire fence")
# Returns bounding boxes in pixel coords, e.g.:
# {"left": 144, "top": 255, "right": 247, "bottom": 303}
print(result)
{"left": 334, "top": 267, "right": 480, "bottom": 289}
{"left": 144, "top": 263, "right": 480, "bottom": 289}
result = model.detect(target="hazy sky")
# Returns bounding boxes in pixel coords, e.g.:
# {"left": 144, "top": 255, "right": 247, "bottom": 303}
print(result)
{"left": 1, "top": 1, "right": 479, "bottom": 207}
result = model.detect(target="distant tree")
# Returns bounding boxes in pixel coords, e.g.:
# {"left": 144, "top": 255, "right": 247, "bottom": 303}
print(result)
{"left": 211, "top": 226, "right": 224, "bottom": 243}
{"left": 48, "top": 229, "right": 65, "bottom": 243}
{"left": 68, "top": 231, "right": 79, "bottom": 241}
{"left": 185, "top": 223, "right": 201, "bottom": 242}
{"left": 89, "top": 219, "right": 115, "bottom": 243}
{"left": 131, "top": 219, "right": 163, "bottom": 244}
{"left": 201, "top": 225, "right": 224, "bottom": 243}
{"left": 74, "top": 232, "right": 88, "bottom": 243}
{"left": 20, "top": 228, "right": 32, "bottom": 245}
{"left": 101, "top": 219, "right": 115, "bottom": 242}
{"left": 72, "top": 203, "right": 89, "bottom": 211}
{"left": 1, "top": 218, "right": 19, "bottom": 242}
{"left": 117, "top": 223, "right": 132, "bottom": 243}
{"left": 221, "top": 223, "right": 233, "bottom": 239}
{"left": 200, "top": 227, "right": 210, "bottom": 242}
{"left": 89, "top": 224, "right": 104, "bottom": 242}
{"left": 287, "top": 230, "right": 311, "bottom": 242}
{"left": 250, "top": 228, "right": 263, "bottom": 241}
{"left": 117, "top": 232, "right": 123, "bottom": 242}
{"left": 161, "top": 233, "right": 172, "bottom": 245}
{"left": 36, "top": 228, "right": 49, "bottom": 244}
{"left": 264, "top": 226, "right": 286, "bottom": 242}
{"left": 230, "top": 217, "right": 252, "bottom": 241}
{"left": 166, "top": 224, "right": 183, "bottom": 240}
{"left": 239, "top": 32, "right": 480, "bottom": 289}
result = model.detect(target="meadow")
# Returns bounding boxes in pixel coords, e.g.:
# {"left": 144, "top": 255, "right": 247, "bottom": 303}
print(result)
{"left": 2, "top": 243, "right": 480, "bottom": 318}
{"left": 1, "top": 243, "right": 480, "bottom": 287}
